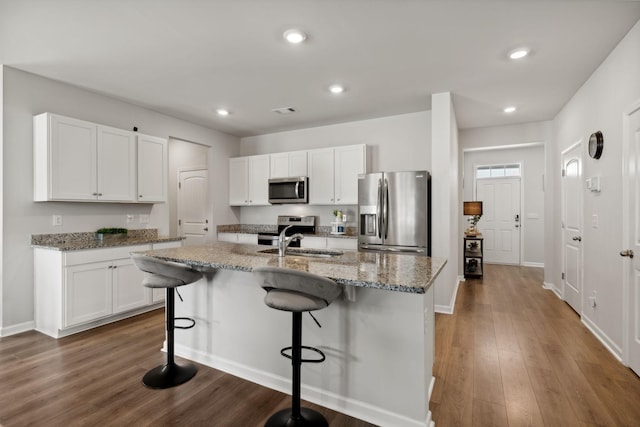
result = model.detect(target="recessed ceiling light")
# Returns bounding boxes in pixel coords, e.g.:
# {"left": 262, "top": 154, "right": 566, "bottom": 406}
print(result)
{"left": 283, "top": 29, "right": 307, "bottom": 44}
{"left": 216, "top": 108, "right": 230, "bottom": 116}
{"left": 503, "top": 106, "right": 517, "bottom": 113}
{"left": 509, "top": 48, "right": 530, "bottom": 60}
{"left": 329, "top": 84, "right": 345, "bottom": 94}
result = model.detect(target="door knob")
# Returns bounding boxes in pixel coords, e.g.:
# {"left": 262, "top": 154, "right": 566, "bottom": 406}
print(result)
{"left": 572, "top": 236, "right": 582, "bottom": 242}
{"left": 620, "top": 249, "right": 634, "bottom": 258}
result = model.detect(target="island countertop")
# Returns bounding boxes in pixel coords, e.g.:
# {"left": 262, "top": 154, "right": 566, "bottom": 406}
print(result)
{"left": 137, "top": 241, "right": 446, "bottom": 294}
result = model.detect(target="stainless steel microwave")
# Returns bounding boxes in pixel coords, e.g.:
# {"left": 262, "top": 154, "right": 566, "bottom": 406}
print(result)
{"left": 268, "top": 177, "right": 308, "bottom": 204}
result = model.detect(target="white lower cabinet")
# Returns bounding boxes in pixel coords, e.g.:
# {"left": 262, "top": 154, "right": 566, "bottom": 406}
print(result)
{"left": 34, "top": 243, "right": 180, "bottom": 338}
{"left": 217, "top": 232, "right": 258, "bottom": 245}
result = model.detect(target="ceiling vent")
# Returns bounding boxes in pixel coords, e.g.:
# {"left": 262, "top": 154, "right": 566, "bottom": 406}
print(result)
{"left": 272, "top": 107, "right": 296, "bottom": 115}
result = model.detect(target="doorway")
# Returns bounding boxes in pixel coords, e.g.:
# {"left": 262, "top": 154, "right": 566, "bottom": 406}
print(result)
{"left": 178, "top": 169, "right": 210, "bottom": 245}
{"left": 623, "top": 101, "right": 640, "bottom": 377}
{"left": 476, "top": 176, "right": 521, "bottom": 264}
{"left": 561, "top": 142, "right": 583, "bottom": 315}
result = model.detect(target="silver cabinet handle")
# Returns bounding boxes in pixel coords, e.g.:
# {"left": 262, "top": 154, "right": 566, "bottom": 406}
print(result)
{"left": 204, "top": 228, "right": 209, "bottom": 231}
{"left": 620, "top": 249, "right": 634, "bottom": 258}
{"left": 572, "top": 236, "right": 582, "bottom": 242}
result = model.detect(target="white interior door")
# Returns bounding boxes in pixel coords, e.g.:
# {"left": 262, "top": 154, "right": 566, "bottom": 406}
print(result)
{"left": 178, "top": 169, "right": 210, "bottom": 246}
{"left": 624, "top": 103, "right": 640, "bottom": 376}
{"left": 476, "top": 178, "right": 521, "bottom": 264}
{"left": 562, "top": 144, "right": 583, "bottom": 314}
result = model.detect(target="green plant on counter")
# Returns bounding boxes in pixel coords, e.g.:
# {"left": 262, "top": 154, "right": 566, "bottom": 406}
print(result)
{"left": 96, "top": 228, "right": 128, "bottom": 235}
{"left": 333, "top": 209, "right": 343, "bottom": 218}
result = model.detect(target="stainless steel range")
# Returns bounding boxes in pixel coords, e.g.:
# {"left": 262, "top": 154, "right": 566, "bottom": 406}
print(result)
{"left": 257, "top": 216, "right": 317, "bottom": 246}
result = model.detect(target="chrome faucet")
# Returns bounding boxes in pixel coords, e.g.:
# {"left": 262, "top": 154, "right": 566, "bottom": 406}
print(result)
{"left": 278, "top": 225, "right": 304, "bottom": 257}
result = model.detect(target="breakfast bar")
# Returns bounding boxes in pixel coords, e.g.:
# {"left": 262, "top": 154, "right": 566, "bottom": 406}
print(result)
{"left": 137, "top": 242, "right": 446, "bottom": 427}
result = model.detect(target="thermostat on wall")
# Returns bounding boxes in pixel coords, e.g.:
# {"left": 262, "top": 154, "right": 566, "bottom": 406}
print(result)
{"left": 586, "top": 176, "right": 601, "bottom": 192}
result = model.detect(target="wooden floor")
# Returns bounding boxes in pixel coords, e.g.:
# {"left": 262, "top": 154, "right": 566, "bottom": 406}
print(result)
{"left": 431, "top": 264, "right": 640, "bottom": 426}
{"left": 1, "top": 264, "right": 639, "bottom": 426}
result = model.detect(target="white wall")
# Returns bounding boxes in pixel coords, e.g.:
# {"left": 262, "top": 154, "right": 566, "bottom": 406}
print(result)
{"left": 549, "top": 19, "right": 640, "bottom": 357}
{"left": 238, "top": 111, "right": 431, "bottom": 227}
{"left": 431, "top": 92, "right": 459, "bottom": 313}
{"left": 1, "top": 66, "right": 240, "bottom": 334}
{"left": 459, "top": 125, "right": 548, "bottom": 268}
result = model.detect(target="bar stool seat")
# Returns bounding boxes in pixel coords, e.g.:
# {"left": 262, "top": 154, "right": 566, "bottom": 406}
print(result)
{"left": 254, "top": 267, "right": 343, "bottom": 427}
{"left": 131, "top": 253, "right": 202, "bottom": 389}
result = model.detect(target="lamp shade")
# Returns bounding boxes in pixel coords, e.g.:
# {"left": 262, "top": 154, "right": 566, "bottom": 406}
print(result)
{"left": 463, "top": 201, "right": 483, "bottom": 216}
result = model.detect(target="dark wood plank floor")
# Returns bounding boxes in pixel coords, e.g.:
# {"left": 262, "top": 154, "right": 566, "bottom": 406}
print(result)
{"left": 1, "top": 264, "right": 639, "bottom": 426}
{"left": 431, "top": 264, "right": 640, "bottom": 426}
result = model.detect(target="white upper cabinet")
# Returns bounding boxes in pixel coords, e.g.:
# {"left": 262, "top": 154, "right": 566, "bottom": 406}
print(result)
{"left": 97, "top": 125, "right": 136, "bottom": 201}
{"left": 270, "top": 150, "right": 308, "bottom": 178}
{"left": 334, "top": 145, "right": 366, "bottom": 204}
{"left": 137, "top": 134, "right": 167, "bottom": 203}
{"left": 308, "top": 144, "right": 366, "bottom": 205}
{"left": 33, "top": 113, "right": 168, "bottom": 203}
{"left": 229, "top": 155, "right": 270, "bottom": 206}
{"left": 308, "top": 148, "right": 336, "bottom": 204}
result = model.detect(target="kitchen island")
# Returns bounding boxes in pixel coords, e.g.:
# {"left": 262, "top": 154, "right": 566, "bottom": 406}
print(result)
{"left": 137, "top": 242, "right": 445, "bottom": 427}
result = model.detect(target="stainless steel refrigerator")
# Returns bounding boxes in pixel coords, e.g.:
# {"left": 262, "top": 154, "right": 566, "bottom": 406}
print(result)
{"left": 358, "top": 170, "right": 431, "bottom": 256}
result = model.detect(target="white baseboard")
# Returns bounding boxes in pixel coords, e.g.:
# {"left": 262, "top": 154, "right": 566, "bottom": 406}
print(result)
{"left": 543, "top": 282, "right": 562, "bottom": 299}
{"left": 581, "top": 315, "right": 623, "bottom": 362}
{"left": 435, "top": 277, "right": 460, "bottom": 314}
{"left": 522, "top": 262, "right": 544, "bottom": 268}
{"left": 176, "top": 345, "right": 430, "bottom": 427}
{"left": 0, "top": 320, "right": 35, "bottom": 337}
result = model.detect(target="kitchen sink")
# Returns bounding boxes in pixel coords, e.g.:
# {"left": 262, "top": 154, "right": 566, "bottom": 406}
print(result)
{"left": 258, "top": 248, "right": 343, "bottom": 258}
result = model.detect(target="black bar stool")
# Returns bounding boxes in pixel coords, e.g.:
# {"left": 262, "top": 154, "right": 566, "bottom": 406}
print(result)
{"left": 131, "top": 253, "right": 202, "bottom": 389}
{"left": 253, "top": 267, "right": 343, "bottom": 427}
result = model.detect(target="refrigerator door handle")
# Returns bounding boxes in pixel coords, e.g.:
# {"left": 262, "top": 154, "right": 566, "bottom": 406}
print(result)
{"left": 377, "top": 178, "right": 383, "bottom": 239}
{"left": 383, "top": 178, "right": 389, "bottom": 239}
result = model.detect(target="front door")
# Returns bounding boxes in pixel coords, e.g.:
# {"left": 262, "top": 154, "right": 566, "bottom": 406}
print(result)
{"left": 476, "top": 178, "right": 521, "bottom": 264}
{"left": 623, "top": 102, "right": 640, "bottom": 376}
{"left": 178, "top": 169, "right": 210, "bottom": 246}
{"left": 562, "top": 143, "right": 583, "bottom": 314}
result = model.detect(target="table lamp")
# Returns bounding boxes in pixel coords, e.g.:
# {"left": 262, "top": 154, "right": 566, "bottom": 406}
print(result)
{"left": 464, "top": 201, "right": 483, "bottom": 236}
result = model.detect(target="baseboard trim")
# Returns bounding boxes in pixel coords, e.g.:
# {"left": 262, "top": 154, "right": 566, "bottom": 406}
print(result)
{"left": 435, "top": 277, "right": 460, "bottom": 314}
{"left": 0, "top": 320, "right": 35, "bottom": 337}
{"left": 522, "top": 262, "right": 544, "bottom": 268}
{"left": 543, "top": 282, "right": 562, "bottom": 299}
{"left": 177, "top": 345, "right": 430, "bottom": 427}
{"left": 581, "top": 315, "right": 623, "bottom": 362}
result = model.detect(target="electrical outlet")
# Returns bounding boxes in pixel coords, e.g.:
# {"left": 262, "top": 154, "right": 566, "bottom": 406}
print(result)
{"left": 52, "top": 215, "right": 62, "bottom": 227}
{"left": 139, "top": 214, "right": 150, "bottom": 224}
{"left": 589, "top": 290, "right": 597, "bottom": 307}
{"left": 126, "top": 214, "right": 135, "bottom": 224}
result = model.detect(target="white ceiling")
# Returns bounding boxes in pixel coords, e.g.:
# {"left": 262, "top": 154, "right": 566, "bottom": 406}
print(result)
{"left": 2, "top": 0, "right": 640, "bottom": 137}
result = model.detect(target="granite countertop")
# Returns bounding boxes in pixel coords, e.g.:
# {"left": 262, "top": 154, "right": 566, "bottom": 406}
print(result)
{"left": 31, "top": 229, "right": 183, "bottom": 251}
{"left": 136, "top": 241, "right": 446, "bottom": 294}
{"left": 217, "top": 224, "right": 357, "bottom": 239}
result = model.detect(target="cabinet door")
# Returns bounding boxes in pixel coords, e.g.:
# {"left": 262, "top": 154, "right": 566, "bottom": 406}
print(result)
{"left": 112, "top": 258, "right": 149, "bottom": 313}
{"left": 64, "top": 262, "right": 113, "bottom": 327}
{"left": 289, "top": 151, "right": 308, "bottom": 177}
{"left": 97, "top": 125, "right": 135, "bottom": 201}
{"left": 308, "top": 148, "right": 335, "bottom": 204}
{"left": 217, "top": 232, "right": 238, "bottom": 243}
{"left": 248, "top": 155, "right": 270, "bottom": 205}
{"left": 270, "top": 153, "right": 290, "bottom": 179}
{"left": 334, "top": 145, "right": 366, "bottom": 204}
{"left": 137, "top": 134, "right": 167, "bottom": 202}
{"left": 50, "top": 115, "right": 97, "bottom": 200}
{"left": 229, "top": 157, "right": 249, "bottom": 205}
{"left": 236, "top": 233, "right": 258, "bottom": 245}
{"left": 300, "top": 236, "right": 327, "bottom": 249}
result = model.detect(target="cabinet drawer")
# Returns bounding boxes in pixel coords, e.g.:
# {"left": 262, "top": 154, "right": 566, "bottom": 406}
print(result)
{"left": 64, "top": 244, "right": 151, "bottom": 266}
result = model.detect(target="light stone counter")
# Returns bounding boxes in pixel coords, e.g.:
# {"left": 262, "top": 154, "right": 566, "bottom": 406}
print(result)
{"left": 137, "top": 241, "right": 445, "bottom": 293}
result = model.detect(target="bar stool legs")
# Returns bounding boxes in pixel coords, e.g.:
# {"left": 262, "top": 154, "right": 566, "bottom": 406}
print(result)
{"left": 142, "top": 288, "right": 197, "bottom": 389}
{"left": 265, "top": 312, "right": 328, "bottom": 427}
